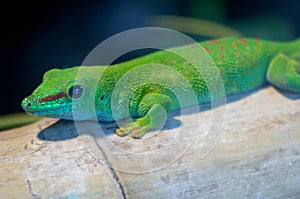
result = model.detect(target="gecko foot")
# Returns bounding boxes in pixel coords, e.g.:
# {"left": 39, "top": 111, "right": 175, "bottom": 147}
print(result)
{"left": 115, "top": 104, "right": 168, "bottom": 139}
{"left": 115, "top": 118, "right": 147, "bottom": 138}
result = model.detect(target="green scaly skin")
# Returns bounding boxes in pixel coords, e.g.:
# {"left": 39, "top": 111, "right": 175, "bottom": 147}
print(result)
{"left": 21, "top": 37, "right": 300, "bottom": 138}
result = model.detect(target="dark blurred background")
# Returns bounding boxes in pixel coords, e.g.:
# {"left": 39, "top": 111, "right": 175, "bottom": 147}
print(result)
{"left": 1, "top": 0, "right": 300, "bottom": 115}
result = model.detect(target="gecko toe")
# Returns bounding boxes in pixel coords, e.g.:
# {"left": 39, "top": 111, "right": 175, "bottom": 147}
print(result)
{"left": 131, "top": 127, "right": 147, "bottom": 139}
{"left": 115, "top": 121, "right": 140, "bottom": 137}
{"left": 115, "top": 128, "right": 129, "bottom": 137}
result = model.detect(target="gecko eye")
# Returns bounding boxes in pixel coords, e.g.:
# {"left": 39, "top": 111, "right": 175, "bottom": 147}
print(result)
{"left": 68, "top": 85, "right": 84, "bottom": 99}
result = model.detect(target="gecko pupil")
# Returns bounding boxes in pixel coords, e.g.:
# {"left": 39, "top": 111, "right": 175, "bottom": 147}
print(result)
{"left": 68, "top": 85, "right": 83, "bottom": 99}
{"left": 100, "top": 95, "right": 104, "bottom": 101}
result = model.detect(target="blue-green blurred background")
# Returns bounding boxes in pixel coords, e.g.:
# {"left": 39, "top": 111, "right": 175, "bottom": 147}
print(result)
{"left": 1, "top": 0, "right": 300, "bottom": 115}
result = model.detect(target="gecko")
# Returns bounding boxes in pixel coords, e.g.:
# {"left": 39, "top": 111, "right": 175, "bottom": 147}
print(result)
{"left": 21, "top": 37, "right": 300, "bottom": 138}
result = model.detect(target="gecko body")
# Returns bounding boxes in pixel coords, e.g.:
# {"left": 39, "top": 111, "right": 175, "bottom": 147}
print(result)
{"left": 22, "top": 37, "right": 300, "bottom": 138}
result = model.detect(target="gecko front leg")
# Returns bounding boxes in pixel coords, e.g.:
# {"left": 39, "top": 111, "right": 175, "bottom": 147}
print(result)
{"left": 116, "top": 93, "right": 172, "bottom": 138}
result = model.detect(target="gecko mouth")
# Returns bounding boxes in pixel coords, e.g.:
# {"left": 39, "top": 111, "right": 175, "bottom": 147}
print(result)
{"left": 21, "top": 98, "right": 73, "bottom": 118}
{"left": 25, "top": 106, "right": 73, "bottom": 117}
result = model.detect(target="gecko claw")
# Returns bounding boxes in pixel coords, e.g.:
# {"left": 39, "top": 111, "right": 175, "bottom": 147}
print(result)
{"left": 115, "top": 128, "right": 130, "bottom": 137}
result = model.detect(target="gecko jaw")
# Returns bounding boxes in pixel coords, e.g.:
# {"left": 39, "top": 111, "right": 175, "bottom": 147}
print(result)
{"left": 21, "top": 97, "right": 74, "bottom": 119}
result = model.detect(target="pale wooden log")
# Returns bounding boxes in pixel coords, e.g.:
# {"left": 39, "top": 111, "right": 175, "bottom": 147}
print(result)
{"left": 0, "top": 86, "right": 299, "bottom": 198}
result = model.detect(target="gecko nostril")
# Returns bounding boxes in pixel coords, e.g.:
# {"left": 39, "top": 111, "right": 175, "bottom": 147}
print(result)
{"left": 27, "top": 103, "right": 32, "bottom": 107}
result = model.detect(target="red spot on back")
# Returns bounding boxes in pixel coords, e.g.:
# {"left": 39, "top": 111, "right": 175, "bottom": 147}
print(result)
{"left": 204, "top": 46, "right": 211, "bottom": 53}
{"left": 210, "top": 40, "right": 222, "bottom": 44}
{"left": 190, "top": 45, "right": 196, "bottom": 49}
{"left": 233, "top": 42, "right": 238, "bottom": 48}
{"left": 39, "top": 92, "right": 67, "bottom": 103}
{"left": 220, "top": 46, "right": 225, "bottom": 50}
{"left": 219, "top": 52, "right": 225, "bottom": 59}
{"left": 254, "top": 38, "right": 261, "bottom": 43}
{"left": 238, "top": 38, "right": 247, "bottom": 44}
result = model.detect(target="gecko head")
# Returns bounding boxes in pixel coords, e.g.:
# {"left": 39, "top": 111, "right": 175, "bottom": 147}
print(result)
{"left": 21, "top": 66, "right": 112, "bottom": 121}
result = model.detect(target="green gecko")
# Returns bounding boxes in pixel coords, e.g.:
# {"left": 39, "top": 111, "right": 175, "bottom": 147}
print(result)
{"left": 21, "top": 37, "right": 300, "bottom": 138}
